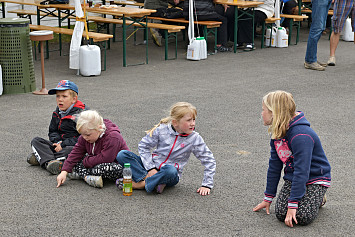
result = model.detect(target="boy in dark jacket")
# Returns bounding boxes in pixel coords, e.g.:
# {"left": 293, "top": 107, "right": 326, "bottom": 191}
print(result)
{"left": 27, "top": 80, "right": 87, "bottom": 175}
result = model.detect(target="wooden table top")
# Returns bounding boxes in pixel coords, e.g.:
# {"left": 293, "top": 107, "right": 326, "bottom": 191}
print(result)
{"left": 214, "top": 0, "right": 264, "bottom": 8}
{"left": 0, "top": 0, "right": 156, "bottom": 16}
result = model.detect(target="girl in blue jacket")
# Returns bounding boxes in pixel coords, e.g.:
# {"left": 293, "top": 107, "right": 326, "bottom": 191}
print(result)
{"left": 253, "top": 90, "right": 331, "bottom": 227}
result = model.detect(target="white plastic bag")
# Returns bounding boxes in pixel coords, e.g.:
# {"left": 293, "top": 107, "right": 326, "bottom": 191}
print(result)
{"left": 79, "top": 45, "right": 101, "bottom": 76}
{"left": 187, "top": 0, "right": 207, "bottom": 60}
{"left": 0, "top": 65, "right": 3, "bottom": 96}
{"left": 276, "top": 27, "right": 288, "bottom": 47}
{"left": 265, "top": 26, "right": 277, "bottom": 47}
{"left": 341, "top": 18, "right": 354, "bottom": 42}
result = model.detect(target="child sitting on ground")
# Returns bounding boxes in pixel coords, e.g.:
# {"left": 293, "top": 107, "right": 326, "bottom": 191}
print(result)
{"left": 56, "top": 110, "right": 129, "bottom": 188}
{"left": 116, "top": 102, "right": 216, "bottom": 195}
{"left": 253, "top": 90, "right": 331, "bottom": 227}
{"left": 27, "top": 80, "right": 87, "bottom": 175}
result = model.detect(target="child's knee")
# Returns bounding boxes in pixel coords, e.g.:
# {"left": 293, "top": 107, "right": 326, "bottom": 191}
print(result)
{"left": 116, "top": 150, "right": 131, "bottom": 164}
{"left": 161, "top": 165, "right": 178, "bottom": 178}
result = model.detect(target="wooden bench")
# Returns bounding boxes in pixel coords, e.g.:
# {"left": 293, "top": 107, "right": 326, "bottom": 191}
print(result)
{"left": 261, "top": 17, "right": 281, "bottom": 48}
{"left": 8, "top": 9, "right": 75, "bottom": 24}
{"left": 29, "top": 24, "right": 113, "bottom": 70}
{"left": 148, "top": 16, "right": 222, "bottom": 54}
{"left": 280, "top": 14, "right": 308, "bottom": 45}
{"left": 87, "top": 16, "right": 185, "bottom": 60}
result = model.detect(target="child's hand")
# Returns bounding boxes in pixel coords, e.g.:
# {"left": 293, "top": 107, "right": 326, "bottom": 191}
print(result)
{"left": 147, "top": 168, "right": 158, "bottom": 177}
{"left": 53, "top": 143, "right": 63, "bottom": 152}
{"left": 56, "top": 171, "right": 68, "bottom": 188}
{"left": 197, "top": 187, "right": 210, "bottom": 196}
{"left": 285, "top": 208, "right": 297, "bottom": 227}
{"left": 253, "top": 201, "right": 271, "bottom": 214}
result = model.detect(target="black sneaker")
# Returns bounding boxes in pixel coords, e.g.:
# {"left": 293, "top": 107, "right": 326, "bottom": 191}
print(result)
{"left": 46, "top": 160, "right": 63, "bottom": 175}
{"left": 244, "top": 43, "right": 256, "bottom": 51}
{"left": 217, "top": 45, "right": 232, "bottom": 52}
{"left": 27, "top": 153, "right": 39, "bottom": 166}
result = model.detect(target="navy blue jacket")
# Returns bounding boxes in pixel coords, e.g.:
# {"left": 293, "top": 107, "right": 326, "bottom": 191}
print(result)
{"left": 264, "top": 112, "right": 331, "bottom": 208}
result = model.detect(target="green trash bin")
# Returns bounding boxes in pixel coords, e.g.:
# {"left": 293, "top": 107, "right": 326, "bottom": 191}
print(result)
{"left": 0, "top": 18, "right": 35, "bottom": 94}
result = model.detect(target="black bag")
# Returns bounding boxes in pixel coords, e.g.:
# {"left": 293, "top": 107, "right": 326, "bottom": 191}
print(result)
{"left": 154, "top": 7, "right": 183, "bottom": 19}
{"left": 40, "top": 0, "right": 69, "bottom": 5}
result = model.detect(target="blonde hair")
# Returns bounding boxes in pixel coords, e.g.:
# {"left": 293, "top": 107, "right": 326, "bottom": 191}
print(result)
{"left": 263, "top": 90, "right": 296, "bottom": 139}
{"left": 146, "top": 102, "right": 197, "bottom": 137}
{"left": 76, "top": 110, "right": 106, "bottom": 134}
{"left": 68, "top": 90, "right": 78, "bottom": 99}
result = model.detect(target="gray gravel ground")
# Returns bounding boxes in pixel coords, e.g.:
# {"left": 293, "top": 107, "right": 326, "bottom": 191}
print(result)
{"left": 0, "top": 24, "right": 354, "bottom": 236}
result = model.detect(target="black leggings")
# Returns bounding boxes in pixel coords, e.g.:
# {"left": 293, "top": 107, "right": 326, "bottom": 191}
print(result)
{"left": 73, "top": 162, "right": 123, "bottom": 181}
{"left": 237, "top": 10, "right": 267, "bottom": 44}
{"left": 275, "top": 180, "right": 328, "bottom": 225}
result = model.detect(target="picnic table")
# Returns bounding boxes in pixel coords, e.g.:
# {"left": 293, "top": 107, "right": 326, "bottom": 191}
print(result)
{"left": 214, "top": 0, "right": 264, "bottom": 53}
{"left": 0, "top": 0, "right": 156, "bottom": 67}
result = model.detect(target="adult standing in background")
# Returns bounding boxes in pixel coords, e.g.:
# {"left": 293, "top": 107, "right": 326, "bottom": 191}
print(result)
{"left": 327, "top": 0, "right": 355, "bottom": 66}
{"left": 304, "top": 0, "right": 333, "bottom": 71}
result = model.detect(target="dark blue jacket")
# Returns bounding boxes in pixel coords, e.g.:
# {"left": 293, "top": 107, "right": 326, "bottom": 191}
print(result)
{"left": 264, "top": 112, "right": 331, "bottom": 208}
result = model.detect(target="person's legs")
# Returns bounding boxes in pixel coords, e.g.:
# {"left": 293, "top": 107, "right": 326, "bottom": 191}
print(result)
{"left": 275, "top": 180, "right": 291, "bottom": 222}
{"left": 296, "top": 184, "right": 328, "bottom": 225}
{"left": 144, "top": 165, "right": 179, "bottom": 193}
{"left": 89, "top": 162, "right": 123, "bottom": 180}
{"left": 198, "top": 14, "right": 229, "bottom": 50}
{"left": 30, "top": 137, "right": 56, "bottom": 168}
{"left": 275, "top": 180, "right": 328, "bottom": 226}
{"left": 305, "top": 0, "right": 332, "bottom": 64}
{"left": 53, "top": 146, "right": 74, "bottom": 161}
{"left": 328, "top": 0, "right": 354, "bottom": 65}
{"left": 116, "top": 150, "right": 148, "bottom": 183}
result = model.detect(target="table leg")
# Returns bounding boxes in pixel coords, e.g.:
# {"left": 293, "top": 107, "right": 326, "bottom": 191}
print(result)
{"left": 234, "top": 7, "right": 238, "bottom": 53}
{"left": 123, "top": 16, "right": 127, "bottom": 67}
{"left": 1, "top": 2, "right": 5, "bottom": 18}
{"left": 37, "top": 6, "right": 40, "bottom": 25}
{"left": 145, "top": 16, "right": 148, "bottom": 64}
{"left": 58, "top": 10, "right": 62, "bottom": 56}
{"left": 33, "top": 41, "right": 48, "bottom": 95}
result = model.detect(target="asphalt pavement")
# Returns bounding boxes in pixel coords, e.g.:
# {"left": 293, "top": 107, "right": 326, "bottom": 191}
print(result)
{"left": 0, "top": 25, "right": 354, "bottom": 236}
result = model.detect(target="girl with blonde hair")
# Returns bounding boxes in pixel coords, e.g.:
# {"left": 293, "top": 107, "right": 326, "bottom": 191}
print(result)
{"left": 116, "top": 102, "right": 216, "bottom": 195}
{"left": 56, "top": 110, "right": 129, "bottom": 188}
{"left": 254, "top": 90, "right": 331, "bottom": 227}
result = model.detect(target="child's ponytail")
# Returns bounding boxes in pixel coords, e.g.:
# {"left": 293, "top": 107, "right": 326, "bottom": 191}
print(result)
{"left": 145, "top": 102, "right": 197, "bottom": 137}
{"left": 146, "top": 117, "right": 171, "bottom": 137}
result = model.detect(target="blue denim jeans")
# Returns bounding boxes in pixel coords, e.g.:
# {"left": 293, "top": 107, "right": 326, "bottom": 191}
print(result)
{"left": 305, "top": 0, "right": 332, "bottom": 63}
{"left": 116, "top": 150, "right": 179, "bottom": 193}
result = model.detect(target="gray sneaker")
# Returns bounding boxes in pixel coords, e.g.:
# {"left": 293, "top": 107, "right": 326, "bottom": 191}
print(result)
{"left": 318, "top": 61, "right": 327, "bottom": 67}
{"left": 27, "top": 153, "right": 39, "bottom": 166}
{"left": 84, "top": 175, "right": 103, "bottom": 188}
{"left": 46, "top": 160, "right": 63, "bottom": 175}
{"left": 304, "top": 62, "right": 325, "bottom": 71}
{"left": 150, "top": 28, "right": 162, "bottom": 47}
{"left": 67, "top": 171, "right": 81, "bottom": 180}
{"left": 327, "top": 56, "right": 336, "bottom": 66}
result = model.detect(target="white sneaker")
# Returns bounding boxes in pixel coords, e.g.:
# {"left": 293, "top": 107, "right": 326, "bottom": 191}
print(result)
{"left": 84, "top": 176, "right": 103, "bottom": 188}
{"left": 327, "top": 56, "right": 336, "bottom": 66}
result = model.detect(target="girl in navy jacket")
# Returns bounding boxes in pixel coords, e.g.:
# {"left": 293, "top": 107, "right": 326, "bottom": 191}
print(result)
{"left": 253, "top": 90, "right": 331, "bottom": 227}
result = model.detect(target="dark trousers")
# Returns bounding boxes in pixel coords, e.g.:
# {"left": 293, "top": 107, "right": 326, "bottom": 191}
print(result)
{"left": 237, "top": 10, "right": 267, "bottom": 44}
{"left": 275, "top": 180, "right": 328, "bottom": 226}
{"left": 215, "top": 5, "right": 235, "bottom": 42}
{"left": 281, "top": 0, "right": 298, "bottom": 28}
{"left": 186, "top": 13, "right": 229, "bottom": 46}
{"left": 31, "top": 137, "right": 73, "bottom": 168}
